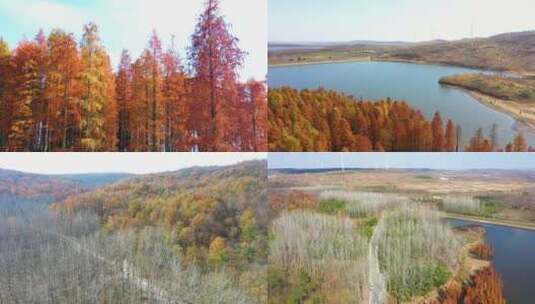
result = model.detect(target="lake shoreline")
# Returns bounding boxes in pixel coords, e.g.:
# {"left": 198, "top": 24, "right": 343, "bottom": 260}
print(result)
{"left": 440, "top": 83, "right": 535, "bottom": 136}
{"left": 269, "top": 54, "right": 533, "bottom": 77}
{"left": 268, "top": 56, "right": 372, "bottom": 68}
{"left": 445, "top": 213, "right": 535, "bottom": 231}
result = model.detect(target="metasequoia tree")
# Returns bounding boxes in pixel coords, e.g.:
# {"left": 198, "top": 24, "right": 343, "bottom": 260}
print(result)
{"left": 45, "top": 30, "right": 82, "bottom": 151}
{"left": 80, "top": 23, "right": 117, "bottom": 151}
{"left": 116, "top": 50, "right": 133, "bottom": 151}
{"left": 188, "top": 0, "right": 245, "bottom": 151}
{"left": 6, "top": 41, "right": 41, "bottom": 151}
{"left": 161, "top": 40, "right": 188, "bottom": 151}
{"left": 0, "top": 39, "right": 10, "bottom": 148}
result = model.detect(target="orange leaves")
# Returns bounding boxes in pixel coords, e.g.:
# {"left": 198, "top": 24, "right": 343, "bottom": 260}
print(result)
{"left": 470, "top": 243, "right": 494, "bottom": 260}
{"left": 0, "top": 2, "right": 266, "bottom": 151}
{"left": 464, "top": 267, "right": 506, "bottom": 304}
{"left": 268, "top": 87, "right": 457, "bottom": 152}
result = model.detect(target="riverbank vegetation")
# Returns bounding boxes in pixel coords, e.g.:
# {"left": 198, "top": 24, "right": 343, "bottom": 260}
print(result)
{"left": 440, "top": 74, "right": 535, "bottom": 103}
{"left": 0, "top": 0, "right": 267, "bottom": 152}
{"left": 375, "top": 205, "right": 462, "bottom": 301}
{"left": 269, "top": 87, "right": 530, "bottom": 151}
{"left": 441, "top": 195, "right": 505, "bottom": 218}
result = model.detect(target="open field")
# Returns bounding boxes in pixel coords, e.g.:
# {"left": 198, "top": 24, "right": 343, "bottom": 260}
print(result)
{"left": 269, "top": 169, "right": 535, "bottom": 226}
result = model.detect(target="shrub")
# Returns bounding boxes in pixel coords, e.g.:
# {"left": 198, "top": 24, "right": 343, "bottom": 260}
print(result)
{"left": 317, "top": 198, "right": 346, "bottom": 214}
{"left": 441, "top": 195, "right": 481, "bottom": 215}
{"left": 319, "top": 191, "right": 402, "bottom": 217}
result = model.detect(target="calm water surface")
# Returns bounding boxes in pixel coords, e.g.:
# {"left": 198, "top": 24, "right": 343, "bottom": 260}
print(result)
{"left": 449, "top": 219, "right": 535, "bottom": 304}
{"left": 268, "top": 61, "right": 535, "bottom": 147}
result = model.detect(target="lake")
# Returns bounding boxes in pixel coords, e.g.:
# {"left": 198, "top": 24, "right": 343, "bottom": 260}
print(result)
{"left": 449, "top": 219, "right": 535, "bottom": 304}
{"left": 268, "top": 61, "right": 535, "bottom": 147}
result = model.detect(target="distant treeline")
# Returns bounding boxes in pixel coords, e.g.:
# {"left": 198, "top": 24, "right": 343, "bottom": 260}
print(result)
{"left": 0, "top": 0, "right": 267, "bottom": 152}
{"left": 268, "top": 87, "right": 530, "bottom": 152}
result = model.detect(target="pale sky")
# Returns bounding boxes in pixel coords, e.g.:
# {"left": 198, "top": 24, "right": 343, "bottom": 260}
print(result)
{"left": 0, "top": 153, "right": 266, "bottom": 174}
{"left": 269, "top": 0, "right": 535, "bottom": 42}
{"left": 0, "top": 0, "right": 267, "bottom": 81}
{"left": 269, "top": 153, "right": 535, "bottom": 170}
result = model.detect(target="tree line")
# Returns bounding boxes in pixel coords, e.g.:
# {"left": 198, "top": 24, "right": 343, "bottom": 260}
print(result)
{"left": 0, "top": 0, "right": 266, "bottom": 152}
{"left": 268, "top": 87, "right": 530, "bottom": 152}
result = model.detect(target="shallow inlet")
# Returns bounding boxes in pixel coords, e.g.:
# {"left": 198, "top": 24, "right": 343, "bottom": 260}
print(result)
{"left": 268, "top": 61, "right": 535, "bottom": 148}
{"left": 449, "top": 218, "right": 535, "bottom": 303}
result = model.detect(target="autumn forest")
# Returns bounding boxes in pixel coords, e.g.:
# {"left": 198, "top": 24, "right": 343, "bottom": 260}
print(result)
{"left": 0, "top": 0, "right": 267, "bottom": 152}
{"left": 269, "top": 87, "right": 530, "bottom": 152}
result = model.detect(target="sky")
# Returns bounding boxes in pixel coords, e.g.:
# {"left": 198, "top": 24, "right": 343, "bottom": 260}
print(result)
{"left": 269, "top": 0, "right": 535, "bottom": 42}
{"left": 0, "top": 153, "right": 266, "bottom": 174}
{"left": 269, "top": 153, "right": 535, "bottom": 170}
{"left": 0, "top": 0, "right": 267, "bottom": 81}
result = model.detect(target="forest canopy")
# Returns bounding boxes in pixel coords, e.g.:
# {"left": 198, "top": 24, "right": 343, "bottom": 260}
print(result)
{"left": 268, "top": 87, "right": 530, "bottom": 152}
{"left": 0, "top": 0, "right": 267, "bottom": 152}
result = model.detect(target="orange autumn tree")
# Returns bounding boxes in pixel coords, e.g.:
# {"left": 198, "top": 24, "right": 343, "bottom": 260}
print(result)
{"left": 188, "top": 0, "right": 245, "bottom": 151}
{"left": 161, "top": 40, "right": 188, "bottom": 151}
{"left": 236, "top": 80, "right": 268, "bottom": 151}
{"left": 80, "top": 23, "right": 117, "bottom": 151}
{"left": 46, "top": 29, "right": 82, "bottom": 151}
{"left": 7, "top": 40, "right": 42, "bottom": 151}
{"left": 116, "top": 50, "right": 133, "bottom": 151}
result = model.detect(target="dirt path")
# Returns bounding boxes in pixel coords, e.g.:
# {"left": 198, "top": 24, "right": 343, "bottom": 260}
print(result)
{"left": 368, "top": 214, "right": 386, "bottom": 304}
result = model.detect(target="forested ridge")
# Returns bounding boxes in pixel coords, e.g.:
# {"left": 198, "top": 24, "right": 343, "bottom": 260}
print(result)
{"left": 0, "top": 0, "right": 267, "bottom": 152}
{"left": 269, "top": 87, "right": 530, "bottom": 152}
{"left": 55, "top": 160, "right": 268, "bottom": 266}
{"left": 1, "top": 160, "right": 268, "bottom": 303}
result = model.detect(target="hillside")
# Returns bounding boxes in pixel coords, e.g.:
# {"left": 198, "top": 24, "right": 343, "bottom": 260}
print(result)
{"left": 55, "top": 160, "right": 268, "bottom": 270}
{"left": 56, "top": 160, "right": 267, "bottom": 221}
{"left": 0, "top": 169, "right": 131, "bottom": 200}
{"left": 269, "top": 31, "right": 535, "bottom": 73}
{"left": 380, "top": 31, "right": 535, "bottom": 73}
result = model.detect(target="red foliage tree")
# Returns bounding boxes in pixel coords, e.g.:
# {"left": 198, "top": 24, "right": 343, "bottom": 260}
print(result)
{"left": 188, "top": 0, "right": 245, "bottom": 151}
